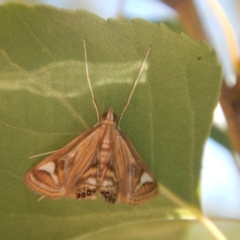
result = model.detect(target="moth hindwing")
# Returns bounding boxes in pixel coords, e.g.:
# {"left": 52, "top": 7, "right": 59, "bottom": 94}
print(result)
{"left": 25, "top": 41, "right": 158, "bottom": 205}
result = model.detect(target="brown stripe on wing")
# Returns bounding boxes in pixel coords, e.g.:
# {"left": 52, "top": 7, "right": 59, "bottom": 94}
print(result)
{"left": 114, "top": 128, "right": 158, "bottom": 205}
{"left": 25, "top": 123, "right": 101, "bottom": 198}
{"left": 99, "top": 166, "right": 118, "bottom": 204}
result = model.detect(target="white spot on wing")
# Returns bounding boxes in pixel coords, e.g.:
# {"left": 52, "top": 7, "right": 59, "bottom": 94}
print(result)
{"left": 29, "top": 173, "right": 64, "bottom": 192}
{"left": 103, "top": 180, "right": 113, "bottom": 187}
{"left": 39, "top": 162, "right": 59, "bottom": 185}
{"left": 134, "top": 172, "right": 153, "bottom": 193}
{"left": 141, "top": 172, "right": 153, "bottom": 183}
{"left": 39, "top": 162, "right": 55, "bottom": 173}
{"left": 86, "top": 178, "right": 96, "bottom": 185}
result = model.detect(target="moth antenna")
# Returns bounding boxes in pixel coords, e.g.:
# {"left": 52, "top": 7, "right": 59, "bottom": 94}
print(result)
{"left": 83, "top": 40, "right": 100, "bottom": 123}
{"left": 117, "top": 47, "right": 151, "bottom": 126}
{"left": 29, "top": 150, "right": 58, "bottom": 159}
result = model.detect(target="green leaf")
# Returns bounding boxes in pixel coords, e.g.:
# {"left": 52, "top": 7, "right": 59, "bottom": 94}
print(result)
{"left": 0, "top": 4, "right": 222, "bottom": 240}
{"left": 74, "top": 219, "right": 240, "bottom": 240}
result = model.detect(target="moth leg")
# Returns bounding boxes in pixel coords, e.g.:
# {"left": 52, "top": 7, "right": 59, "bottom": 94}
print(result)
{"left": 29, "top": 150, "right": 58, "bottom": 159}
{"left": 37, "top": 195, "right": 46, "bottom": 202}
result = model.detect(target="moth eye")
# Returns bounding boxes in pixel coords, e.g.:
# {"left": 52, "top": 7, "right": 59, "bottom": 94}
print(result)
{"left": 101, "top": 112, "right": 108, "bottom": 120}
{"left": 113, "top": 113, "right": 118, "bottom": 122}
{"left": 82, "top": 192, "right": 86, "bottom": 198}
{"left": 100, "top": 190, "right": 105, "bottom": 195}
{"left": 105, "top": 191, "right": 109, "bottom": 198}
{"left": 92, "top": 188, "right": 96, "bottom": 193}
{"left": 77, "top": 193, "right": 81, "bottom": 198}
{"left": 87, "top": 189, "right": 91, "bottom": 196}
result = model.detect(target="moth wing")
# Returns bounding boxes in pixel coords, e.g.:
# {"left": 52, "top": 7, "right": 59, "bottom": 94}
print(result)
{"left": 115, "top": 130, "right": 158, "bottom": 205}
{"left": 25, "top": 125, "right": 100, "bottom": 199}
{"left": 99, "top": 165, "right": 119, "bottom": 204}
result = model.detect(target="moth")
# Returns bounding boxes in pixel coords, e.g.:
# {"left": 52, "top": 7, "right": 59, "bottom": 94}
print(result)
{"left": 25, "top": 41, "right": 158, "bottom": 205}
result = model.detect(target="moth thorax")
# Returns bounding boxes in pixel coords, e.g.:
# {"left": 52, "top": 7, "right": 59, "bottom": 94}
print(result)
{"left": 99, "top": 135, "right": 112, "bottom": 163}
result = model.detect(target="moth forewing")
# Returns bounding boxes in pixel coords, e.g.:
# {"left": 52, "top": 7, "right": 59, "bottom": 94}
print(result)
{"left": 25, "top": 41, "right": 158, "bottom": 205}
{"left": 114, "top": 130, "right": 158, "bottom": 205}
{"left": 25, "top": 124, "right": 101, "bottom": 198}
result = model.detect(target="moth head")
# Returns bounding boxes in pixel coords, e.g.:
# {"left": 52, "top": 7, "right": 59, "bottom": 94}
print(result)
{"left": 101, "top": 108, "right": 118, "bottom": 122}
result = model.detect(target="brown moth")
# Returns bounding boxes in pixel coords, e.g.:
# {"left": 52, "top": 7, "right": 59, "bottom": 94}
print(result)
{"left": 25, "top": 41, "right": 158, "bottom": 205}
